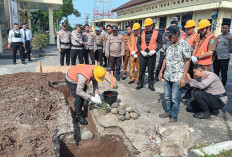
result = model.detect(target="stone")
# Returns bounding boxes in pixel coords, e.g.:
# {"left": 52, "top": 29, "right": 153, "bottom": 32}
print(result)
{"left": 118, "top": 115, "right": 126, "bottom": 121}
{"left": 111, "top": 102, "right": 119, "bottom": 108}
{"left": 133, "top": 108, "right": 141, "bottom": 117}
{"left": 130, "top": 112, "right": 138, "bottom": 120}
{"left": 118, "top": 110, "right": 126, "bottom": 115}
{"left": 125, "top": 107, "right": 134, "bottom": 112}
{"left": 125, "top": 112, "right": 130, "bottom": 120}
{"left": 117, "top": 105, "right": 125, "bottom": 110}
{"left": 157, "top": 122, "right": 190, "bottom": 138}
{"left": 111, "top": 108, "right": 118, "bottom": 114}
{"left": 160, "top": 129, "right": 192, "bottom": 156}
{"left": 81, "top": 130, "right": 94, "bottom": 140}
{"left": 81, "top": 127, "right": 89, "bottom": 133}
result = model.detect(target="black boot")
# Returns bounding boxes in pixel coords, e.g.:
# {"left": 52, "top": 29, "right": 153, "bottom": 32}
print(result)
{"left": 183, "top": 89, "right": 192, "bottom": 99}
{"left": 128, "top": 80, "right": 135, "bottom": 84}
{"left": 116, "top": 75, "right": 120, "bottom": 81}
{"left": 122, "top": 77, "right": 126, "bottom": 80}
{"left": 136, "top": 83, "right": 143, "bottom": 90}
{"left": 28, "top": 58, "right": 32, "bottom": 61}
{"left": 22, "top": 61, "right": 26, "bottom": 64}
{"left": 77, "top": 114, "right": 88, "bottom": 125}
{"left": 148, "top": 83, "right": 155, "bottom": 91}
{"left": 193, "top": 112, "right": 211, "bottom": 119}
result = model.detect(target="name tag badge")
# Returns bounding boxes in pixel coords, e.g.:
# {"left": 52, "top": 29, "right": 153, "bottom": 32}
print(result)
{"left": 210, "top": 39, "right": 214, "bottom": 45}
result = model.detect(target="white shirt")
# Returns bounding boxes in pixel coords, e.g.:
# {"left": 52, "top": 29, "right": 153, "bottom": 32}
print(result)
{"left": 20, "top": 28, "right": 32, "bottom": 41}
{"left": 8, "top": 29, "right": 25, "bottom": 43}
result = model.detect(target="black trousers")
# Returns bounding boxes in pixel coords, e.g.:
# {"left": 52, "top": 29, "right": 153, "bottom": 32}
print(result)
{"left": 186, "top": 90, "right": 225, "bottom": 113}
{"left": 155, "top": 52, "right": 165, "bottom": 78}
{"left": 12, "top": 42, "right": 25, "bottom": 63}
{"left": 24, "top": 41, "right": 31, "bottom": 60}
{"left": 65, "top": 79, "right": 87, "bottom": 115}
{"left": 83, "top": 49, "right": 95, "bottom": 65}
{"left": 109, "top": 56, "right": 122, "bottom": 76}
{"left": 213, "top": 56, "right": 230, "bottom": 86}
{"left": 102, "top": 52, "right": 107, "bottom": 67}
{"left": 139, "top": 54, "right": 156, "bottom": 84}
{"left": 60, "top": 48, "right": 71, "bottom": 66}
{"left": 71, "top": 49, "right": 84, "bottom": 65}
{"left": 95, "top": 49, "right": 103, "bottom": 66}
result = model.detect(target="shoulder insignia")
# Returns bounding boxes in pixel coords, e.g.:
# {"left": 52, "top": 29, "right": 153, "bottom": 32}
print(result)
{"left": 210, "top": 39, "right": 214, "bottom": 45}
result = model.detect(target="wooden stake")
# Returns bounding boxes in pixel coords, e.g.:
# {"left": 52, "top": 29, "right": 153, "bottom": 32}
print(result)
{"left": 111, "top": 71, "right": 114, "bottom": 89}
{"left": 38, "top": 61, "right": 42, "bottom": 73}
{"left": 95, "top": 60, "right": 98, "bottom": 65}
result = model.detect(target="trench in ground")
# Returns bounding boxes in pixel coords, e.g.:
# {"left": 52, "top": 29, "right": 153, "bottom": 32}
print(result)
{"left": 50, "top": 81, "right": 132, "bottom": 157}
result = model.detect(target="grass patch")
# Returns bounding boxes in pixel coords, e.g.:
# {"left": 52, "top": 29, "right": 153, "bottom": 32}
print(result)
{"left": 199, "top": 150, "right": 232, "bottom": 157}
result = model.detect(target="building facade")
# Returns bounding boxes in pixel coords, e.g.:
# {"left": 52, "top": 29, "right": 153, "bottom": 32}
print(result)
{"left": 0, "top": 0, "right": 62, "bottom": 54}
{"left": 92, "top": 0, "right": 232, "bottom": 36}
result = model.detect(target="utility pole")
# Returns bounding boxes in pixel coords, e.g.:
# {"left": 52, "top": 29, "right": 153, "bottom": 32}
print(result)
{"left": 85, "top": 13, "right": 89, "bottom": 25}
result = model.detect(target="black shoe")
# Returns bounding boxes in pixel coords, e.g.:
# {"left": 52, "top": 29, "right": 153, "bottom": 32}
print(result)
{"left": 13, "top": 62, "right": 16, "bottom": 65}
{"left": 116, "top": 75, "right": 120, "bottom": 81}
{"left": 122, "top": 77, "right": 126, "bottom": 80}
{"left": 103, "top": 64, "right": 107, "bottom": 67}
{"left": 210, "top": 110, "right": 219, "bottom": 116}
{"left": 22, "top": 61, "right": 26, "bottom": 64}
{"left": 137, "top": 82, "right": 139, "bottom": 85}
{"left": 193, "top": 112, "right": 210, "bottom": 119}
{"left": 28, "top": 59, "right": 32, "bottom": 61}
{"left": 77, "top": 115, "right": 88, "bottom": 125}
{"left": 128, "top": 80, "right": 135, "bottom": 84}
{"left": 183, "top": 90, "right": 192, "bottom": 99}
{"left": 148, "top": 84, "right": 155, "bottom": 91}
{"left": 136, "top": 83, "right": 143, "bottom": 90}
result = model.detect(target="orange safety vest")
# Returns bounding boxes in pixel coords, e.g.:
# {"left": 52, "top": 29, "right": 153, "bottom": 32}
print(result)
{"left": 67, "top": 64, "right": 95, "bottom": 83}
{"left": 130, "top": 33, "right": 141, "bottom": 55}
{"left": 194, "top": 34, "right": 215, "bottom": 65}
{"left": 182, "top": 32, "right": 198, "bottom": 47}
{"left": 141, "top": 30, "right": 158, "bottom": 51}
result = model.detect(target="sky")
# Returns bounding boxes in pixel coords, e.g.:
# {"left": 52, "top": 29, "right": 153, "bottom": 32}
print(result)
{"left": 65, "top": 0, "right": 127, "bottom": 27}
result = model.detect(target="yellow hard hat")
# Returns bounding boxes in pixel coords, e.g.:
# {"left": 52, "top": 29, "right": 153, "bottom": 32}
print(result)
{"left": 93, "top": 66, "right": 106, "bottom": 82}
{"left": 132, "top": 23, "right": 141, "bottom": 30}
{"left": 184, "top": 20, "right": 196, "bottom": 28}
{"left": 144, "top": 18, "right": 153, "bottom": 26}
{"left": 197, "top": 19, "right": 211, "bottom": 30}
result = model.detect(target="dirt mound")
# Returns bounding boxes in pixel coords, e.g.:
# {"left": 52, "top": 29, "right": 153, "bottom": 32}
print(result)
{"left": 0, "top": 72, "right": 65, "bottom": 157}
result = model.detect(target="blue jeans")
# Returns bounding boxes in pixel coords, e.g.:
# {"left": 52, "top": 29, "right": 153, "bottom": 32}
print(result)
{"left": 164, "top": 79, "right": 183, "bottom": 120}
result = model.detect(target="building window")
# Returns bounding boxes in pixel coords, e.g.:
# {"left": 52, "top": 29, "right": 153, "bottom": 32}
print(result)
{"left": 161, "top": 4, "right": 163, "bottom": 7}
{"left": 168, "top": 3, "right": 170, "bottom": 6}
{"left": 186, "top": 0, "right": 188, "bottom": 2}
{"left": 174, "top": 1, "right": 176, "bottom": 5}
{"left": 155, "top": 5, "right": 157, "bottom": 8}
{"left": 152, "top": 6, "right": 154, "bottom": 9}
{"left": 164, "top": 3, "right": 166, "bottom": 7}
{"left": 182, "top": 0, "right": 184, "bottom": 3}
{"left": 178, "top": 1, "right": 180, "bottom": 4}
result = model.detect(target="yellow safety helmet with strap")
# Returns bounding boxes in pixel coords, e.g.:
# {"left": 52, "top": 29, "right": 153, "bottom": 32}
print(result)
{"left": 132, "top": 23, "right": 141, "bottom": 30}
{"left": 144, "top": 18, "right": 153, "bottom": 26}
{"left": 93, "top": 66, "right": 106, "bottom": 82}
{"left": 184, "top": 20, "right": 196, "bottom": 28}
{"left": 197, "top": 19, "right": 211, "bottom": 30}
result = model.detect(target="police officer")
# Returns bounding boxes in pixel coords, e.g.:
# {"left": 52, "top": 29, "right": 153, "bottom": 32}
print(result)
{"left": 104, "top": 25, "right": 113, "bottom": 68}
{"left": 186, "top": 65, "right": 227, "bottom": 119}
{"left": 191, "top": 19, "right": 217, "bottom": 71}
{"left": 83, "top": 24, "right": 95, "bottom": 64}
{"left": 8, "top": 23, "right": 26, "bottom": 64}
{"left": 94, "top": 27, "right": 105, "bottom": 66}
{"left": 71, "top": 25, "right": 84, "bottom": 65}
{"left": 122, "top": 25, "right": 132, "bottom": 80}
{"left": 105, "top": 25, "right": 125, "bottom": 81}
{"left": 182, "top": 20, "right": 199, "bottom": 99}
{"left": 57, "top": 23, "right": 71, "bottom": 66}
{"left": 136, "top": 18, "right": 162, "bottom": 91}
{"left": 213, "top": 22, "right": 232, "bottom": 86}
{"left": 21, "top": 23, "right": 32, "bottom": 61}
{"left": 65, "top": 65, "right": 106, "bottom": 125}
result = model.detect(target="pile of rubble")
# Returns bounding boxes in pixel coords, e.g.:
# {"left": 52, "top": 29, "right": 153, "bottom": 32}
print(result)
{"left": 110, "top": 102, "right": 141, "bottom": 121}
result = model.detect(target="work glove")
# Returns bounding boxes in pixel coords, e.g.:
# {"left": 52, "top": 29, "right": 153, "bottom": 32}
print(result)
{"left": 191, "top": 56, "right": 198, "bottom": 64}
{"left": 141, "top": 51, "right": 147, "bottom": 57}
{"left": 95, "top": 94, "right": 102, "bottom": 104}
{"left": 148, "top": 50, "right": 156, "bottom": 56}
{"left": 90, "top": 96, "right": 101, "bottom": 104}
{"left": 133, "top": 54, "right": 138, "bottom": 59}
{"left": 131, "top": 51, "right": 136, "bottom": 55}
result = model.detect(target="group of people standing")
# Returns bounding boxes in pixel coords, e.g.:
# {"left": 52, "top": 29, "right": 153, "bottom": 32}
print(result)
{"left": 8, "top": 23, "right": 32, "bottom": 64}
{"left": 61, "top": 18, "right": 231, "bottom": 124}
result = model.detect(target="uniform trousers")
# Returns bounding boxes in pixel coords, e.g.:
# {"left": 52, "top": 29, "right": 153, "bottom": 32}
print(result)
{"left": 83, "top": 49, "right": 95, "bottom": 65}
{"left": 129, "top": 55, "right": 140, "bottom": 83}
{"left": 60, "top": 48, "right": 71, "bottom": 66}
{"left": 109, "top": 56, "right": 122, "bottom": 76}
{"left": 71, "top": 49, "right": 84, "bottom": 65}
{"left": 12, "top": 42, "right": 25, "bottom": 63}
{"left": 123, "top": 52, "right": 130, "bottom": 77}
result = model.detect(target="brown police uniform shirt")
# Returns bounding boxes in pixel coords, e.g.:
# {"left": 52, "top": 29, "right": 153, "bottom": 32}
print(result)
{"left": 122, "top": 34, "right": 131, "bottom": 56}
{"left": 105, "top": 34, "right": 125, "bottom": 58}
{"left": 197, "top": 31, "right": 218, "bottom": 52}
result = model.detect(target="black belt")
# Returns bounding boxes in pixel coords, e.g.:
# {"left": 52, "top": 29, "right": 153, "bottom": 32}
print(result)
{"left": 97, "top": 44, "right": 103, "bottom": 47}
{"left": 215, "top": 93, "right": 227, "bottom": 98}
{"left": 60, "top": 42, "right": 71, "bottom": 45}
{"left": 72, "top": 45, "right": 83, "bottom": 48}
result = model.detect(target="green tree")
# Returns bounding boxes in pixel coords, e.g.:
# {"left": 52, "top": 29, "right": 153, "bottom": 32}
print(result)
{"left": 31, "top": 0, "right": 81, "bottom": 33}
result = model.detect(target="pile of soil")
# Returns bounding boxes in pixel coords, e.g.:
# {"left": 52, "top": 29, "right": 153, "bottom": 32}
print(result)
{"left": 0, "top": 72, "right": 65, "bottom": 157}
